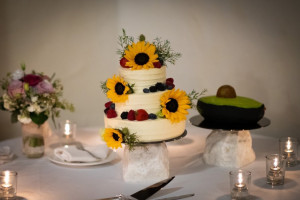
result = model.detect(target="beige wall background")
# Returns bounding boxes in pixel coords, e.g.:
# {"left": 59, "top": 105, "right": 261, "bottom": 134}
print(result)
{"left": 1, "top": 0, "right": 300, "bottom": 141}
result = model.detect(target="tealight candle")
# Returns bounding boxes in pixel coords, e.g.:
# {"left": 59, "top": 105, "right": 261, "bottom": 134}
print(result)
{"left": 62, "top": 120, "right": 76, "bottom": 140}
{"left": 266, "top": 154, "right": 286, "bottom": 185}
{"left": 279, "top": 137, "right": 298, "bottom": 167}
{"left": 0, "top": 171, "right": 17, "bottom": 198}
{"left": 229, "top": 170, "right": 251, "bottom": 200}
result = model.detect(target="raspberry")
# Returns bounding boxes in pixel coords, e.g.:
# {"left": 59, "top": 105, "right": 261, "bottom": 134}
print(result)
{"left": 106, "top": 109, "right": 117, "bottom": 118}
{"left": 136, "top": 109, "right": 149, "bottom": 121}
{"left": 148, "top": 113, "right": 157, "bottom": 119}
{"left": 127, "top": 110, "right": 136, "bottom": 121}
{"left": 143, "top": 88, "right": 150, "bottom": 93}
{"left": 149, "top": 86, "right": 157, "bottom": 92}
{"left": 153, "top": 62, "right": 162, "bottom": 68}
{"left": 105, "top": 101, "right": 112, "bottom": 108}
{"left": 121, "top": 112, "right": 128, "bottom": 120}
{"left": 120, "top": 57, "right": 130, "bottom": 68}
{"left": 155, "top": 82, "right": 166, "bottom": 91}
{"left": 166, "top": 78, "right": 174, "bottom": 84}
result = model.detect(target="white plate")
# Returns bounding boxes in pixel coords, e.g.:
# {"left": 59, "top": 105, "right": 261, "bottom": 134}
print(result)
{"left": 47, "top": 148, "right": 117, "bottom": 167}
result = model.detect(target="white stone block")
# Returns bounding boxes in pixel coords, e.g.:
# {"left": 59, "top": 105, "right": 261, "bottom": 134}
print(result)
{"left": 123, "top": 142, "right": 169, "bottom": 183}
{"left": 203, "top": 130, "right": 255, "bottom": 168}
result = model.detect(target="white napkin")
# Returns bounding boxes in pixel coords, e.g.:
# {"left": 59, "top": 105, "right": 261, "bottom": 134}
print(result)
{"left": 0, "top": 146, "right": 14, "bottom": 164}
{"left": 54, "top": 144, "right": 109, "bottom": 162}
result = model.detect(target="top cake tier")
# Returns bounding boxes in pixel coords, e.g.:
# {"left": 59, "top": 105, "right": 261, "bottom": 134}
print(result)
{"left": 119, "top": 66, "right": 166, "bottom": 93}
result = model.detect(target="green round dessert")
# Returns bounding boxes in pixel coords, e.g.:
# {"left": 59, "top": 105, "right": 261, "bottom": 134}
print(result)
{"left": 197, "top": 85, "right": 265, "bottom": 124}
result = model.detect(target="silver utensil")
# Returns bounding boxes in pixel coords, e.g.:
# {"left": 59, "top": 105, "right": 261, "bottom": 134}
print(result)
{"left": 74, "top": 143, "right": 103, "bottom": 160}
{"left": 97, "top": 176, "right": 175, "bottom": 200}
{"left": 156, "top": 193, "right": 195, "bottom": 200}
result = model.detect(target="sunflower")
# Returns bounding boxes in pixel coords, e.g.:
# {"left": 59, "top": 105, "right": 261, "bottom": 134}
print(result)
{"left": 124, "top": 41, "right": 159, "bottom": 70}
{"left": 106, "top": 75, "right": 130, "bottom": 103}
{"left": 102, "top": 128, "right": 123, "bottom": 149}
{"left": 160, "top": 89, "right": 191, "bottom": 123}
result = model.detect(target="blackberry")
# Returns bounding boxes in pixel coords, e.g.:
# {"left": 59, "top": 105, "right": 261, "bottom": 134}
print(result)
{"left": 104, "top": 107, "right": 109, "bottom": 114}
{"left": 110, "top": 103, "right": 115, "bottom": 109}
{"left": 155, "top": 82, "right": 166, "bottom": 91}
{"left": 121, "top": 112, "right": 128, "bottom": 120}
{"left": 167, "top": 84, "right": 174, "bottom": 90}
{"left": 149, "top": 86, "right": 157, "bottom": 92}
{"left": 143, "top": 88, "right": 150, "bottom": 93}
{"left": 148, "top": 113, "right": 157, "bottom": 119}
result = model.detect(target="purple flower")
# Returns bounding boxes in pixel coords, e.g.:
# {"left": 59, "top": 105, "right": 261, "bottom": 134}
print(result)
{"left": 23, "top": 74, "right": 43, "bottom": 86}
{"left": 7, "top": 80, "right": 25, "bottom": 98}
{"left": 35, "top": 80, "right": 54, "bottom": 94}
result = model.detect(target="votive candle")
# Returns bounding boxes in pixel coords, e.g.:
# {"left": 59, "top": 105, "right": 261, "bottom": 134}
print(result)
{"left": 0, "top": 171, "right": 17, "bottom": 199}
{"left": 279, "top": 137, "right": 298, "bottom": 167}
{"left": 229, "top": 170, "right": 251, "bottom": 200}
{"left": 266, "top": 154, "right": 286, "bottom": 185}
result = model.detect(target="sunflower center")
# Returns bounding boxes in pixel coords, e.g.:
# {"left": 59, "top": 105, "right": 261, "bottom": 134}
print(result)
{"left": 134, "top": 53, "right": 149, "bottom": 65}
{"left": 166, "top": 98, "right": 179, "bottom": 113}
{"left": 115, "top": 82, "right": 125, "bottom": 95}
{"left": 112, "top": 133, "right": 120, "bottom": 141}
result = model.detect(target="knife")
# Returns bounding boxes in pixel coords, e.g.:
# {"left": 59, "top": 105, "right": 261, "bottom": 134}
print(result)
{"left": 97, "top": 176, "right": 175, "bottom": 200}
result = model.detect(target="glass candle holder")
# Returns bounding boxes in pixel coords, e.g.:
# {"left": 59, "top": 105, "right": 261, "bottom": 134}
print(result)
{"left": 266, "top": 154, "right": 286, "bottom": 185}
{"left": 229, "top": 170, "right": 251, "bottom": 200}
{"left": 279, "top": 137, "right": 298, "bottom": 167}
{"left": 0, "top": 171, "right": 17, "bottom": 199}
{"left": 61, "top": 120, "right": 76, "bottom": 140}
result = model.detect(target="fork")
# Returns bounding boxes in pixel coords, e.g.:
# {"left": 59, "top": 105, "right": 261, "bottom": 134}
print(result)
{"left": 74, "top": 143, "right": 103, "bottom": 160}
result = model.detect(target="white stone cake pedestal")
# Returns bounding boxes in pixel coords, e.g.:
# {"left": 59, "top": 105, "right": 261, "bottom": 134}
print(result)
{"left": 123, "top": 142, "right": 169, "bottom": 183}
{"left": 203, "top": 129, "right": 256, "bottom": 168}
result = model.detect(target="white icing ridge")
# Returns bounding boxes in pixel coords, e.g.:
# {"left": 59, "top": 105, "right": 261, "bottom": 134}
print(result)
{"left": 104, "top": 116, "right": 186, "bottom": 142}
{"left": 119, "top": 66, "right": 166, "bottom": 93}
{"left": 115, "top": 91, "right": 164, "bottom": 115}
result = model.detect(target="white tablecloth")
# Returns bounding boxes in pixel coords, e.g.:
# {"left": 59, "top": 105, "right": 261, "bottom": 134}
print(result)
{"left": 0, "top": 122, "right": 300, "bottom": 200}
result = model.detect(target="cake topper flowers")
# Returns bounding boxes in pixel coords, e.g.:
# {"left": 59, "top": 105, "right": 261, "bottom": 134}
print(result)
{"left": 117, "top": 29, "right": 181, "bottom": 70}
{"left": 0, "top": 64, "right": 74, "bottom": 126}
{"left": 102, "top": 75, "right": 134, "bottom": 103}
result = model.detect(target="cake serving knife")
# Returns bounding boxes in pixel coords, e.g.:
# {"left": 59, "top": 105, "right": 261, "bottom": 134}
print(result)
{"left": 97, "top": 176, "right": 175, "bottom": 200}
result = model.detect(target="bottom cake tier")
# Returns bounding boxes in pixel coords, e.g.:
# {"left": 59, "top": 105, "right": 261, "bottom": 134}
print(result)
{"left": 104, "top": 116, "right": 186, "bottom": 142}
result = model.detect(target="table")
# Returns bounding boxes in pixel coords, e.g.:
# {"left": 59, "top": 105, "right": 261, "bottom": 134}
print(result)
{"left": 1, "top": 122, "right": 300, "bottom": 200}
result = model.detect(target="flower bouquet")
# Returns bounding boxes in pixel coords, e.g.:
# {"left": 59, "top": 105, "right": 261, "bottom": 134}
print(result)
{"left": 0, "top": 64, "right": 74, "bottom": 158}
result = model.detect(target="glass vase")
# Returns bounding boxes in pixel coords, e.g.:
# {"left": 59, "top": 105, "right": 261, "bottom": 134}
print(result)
{"left": 21, "top": 121, "right": 51, "bottom": 158}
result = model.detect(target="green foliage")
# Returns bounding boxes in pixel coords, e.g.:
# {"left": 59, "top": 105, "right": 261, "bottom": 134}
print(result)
{"left": 188, "top": 89, "right": 207, "bottom": 109}
{"left": 100, "top": 81, "right": 108, "bottom": 94}
{"left": 117, "top": 29, "right": 134, "bottom": 58}
{"left": 153, "top": 38, "right": 181, "bottom": 66}
{"left": 121, "top": 127, "right": 140, "bottom": 151}
{"left": 30, "top": 112, "right": 48, "bottom": 126}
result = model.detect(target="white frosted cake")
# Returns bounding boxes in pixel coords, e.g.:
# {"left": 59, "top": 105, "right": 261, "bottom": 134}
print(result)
{"left": 102, "top": 31, "right": 191, "bottom": 148}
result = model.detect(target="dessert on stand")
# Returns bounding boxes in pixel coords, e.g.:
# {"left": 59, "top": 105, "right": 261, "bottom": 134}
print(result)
{"left": 191, "top": 85, "right": 270, "bottom": 168}
{"left": 101, "top": 30, "right": 200, "bottom": 182}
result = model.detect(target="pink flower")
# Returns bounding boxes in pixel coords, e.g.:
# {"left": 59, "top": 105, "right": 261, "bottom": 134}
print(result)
{"left": 7, "top": 80, "right": 24, "bottom": 98}
{"left": 23, "top": 74, "right": 43, "bottom": 86}
{"left": 35, "top": 80, "right": 54, "bottom": 94}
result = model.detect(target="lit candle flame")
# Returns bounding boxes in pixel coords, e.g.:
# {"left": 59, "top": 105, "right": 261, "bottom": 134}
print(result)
{"left": 274, "top": 157, "right": 278, "bottom": 168}
{"left": 238, "top": 172, "right": 243, "bottom": 184}
{"left": 286, "top": 140, "right": 292, "bottom": 151}
{"left": 3, "top": 171, "right": 10, "bottom": 187}
{"left": 64, "top": 120, "right": 71, "bottom": 136}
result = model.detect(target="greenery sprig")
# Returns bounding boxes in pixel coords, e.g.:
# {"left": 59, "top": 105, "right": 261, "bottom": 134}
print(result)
{"left": 120, "top": 128, "right": 140, "bottom": 151}
{"left": 117, "top": 29, "right": 134, "bottom": 58}
{"left": 153, "top": 38, "right": 181, "bottom": 66}
{"left": 188, "top": 89, "right": 207, "bottom": 109}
